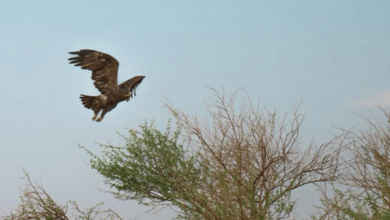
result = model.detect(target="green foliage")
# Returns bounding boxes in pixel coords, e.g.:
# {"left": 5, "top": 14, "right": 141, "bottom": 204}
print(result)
{"left": 334, "top": 189, "right": 390, "bottom": 220}
{"left": 309, "top": 166, "right": 390, "bottom": 220}
{"left": 79, "top": 119, "right": 205, "bottom": 218}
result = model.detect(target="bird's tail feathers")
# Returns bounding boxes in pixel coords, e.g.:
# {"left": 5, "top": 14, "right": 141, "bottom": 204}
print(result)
{"left": 80, "top": 95, "right": 99, "bottom": 109}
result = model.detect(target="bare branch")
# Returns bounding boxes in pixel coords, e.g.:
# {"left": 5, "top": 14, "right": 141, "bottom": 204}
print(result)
{"left": 161, "top": 86, "right": 345, "bottom": 219}
{"left": 1, "top": 169, "right": 126, "bottom": 220}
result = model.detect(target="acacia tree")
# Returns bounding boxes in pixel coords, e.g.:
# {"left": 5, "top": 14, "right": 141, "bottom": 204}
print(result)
{"left": 309, "top": 107, "right": 390, "bottom": 220}
{"left": 81, "top": 87, "right": 345, "bottom": 219}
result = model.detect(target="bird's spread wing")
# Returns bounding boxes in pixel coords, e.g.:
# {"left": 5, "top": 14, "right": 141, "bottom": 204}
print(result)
{"left": 119, "top": 75, "right": 145, "bottom": 99}
{"left": 68, "top": 49, "right": 119, "bottom": 94}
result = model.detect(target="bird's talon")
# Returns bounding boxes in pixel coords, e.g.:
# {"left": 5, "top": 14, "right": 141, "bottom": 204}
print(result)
{"left": 69, "top": 50, "right": 145, "bottom": 123}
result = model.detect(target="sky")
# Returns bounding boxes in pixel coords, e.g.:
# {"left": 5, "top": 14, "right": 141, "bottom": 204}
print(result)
{"left": 0, "top": 0, "right": 390, "bottom": 219}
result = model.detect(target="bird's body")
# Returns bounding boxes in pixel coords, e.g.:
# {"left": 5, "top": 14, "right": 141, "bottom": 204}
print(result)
{"left": 68, "top": 49, "right": 145, "bottom": 122}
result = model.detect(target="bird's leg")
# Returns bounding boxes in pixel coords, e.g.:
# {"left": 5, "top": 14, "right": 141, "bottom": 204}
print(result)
{"left": 96, "top": 108, "right": 109, "bottom": 122}
{"left": 92, "top": 109, "right": 102, "bottom": 121}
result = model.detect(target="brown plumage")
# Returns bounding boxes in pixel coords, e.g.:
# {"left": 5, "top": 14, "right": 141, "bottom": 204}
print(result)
{"left": 68, "top": 49, "right": 145, "bottom": 122}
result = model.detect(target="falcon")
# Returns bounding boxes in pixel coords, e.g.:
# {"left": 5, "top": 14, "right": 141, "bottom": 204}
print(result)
{"left": 68, "top": 49, "right": 145, "bottom": 122}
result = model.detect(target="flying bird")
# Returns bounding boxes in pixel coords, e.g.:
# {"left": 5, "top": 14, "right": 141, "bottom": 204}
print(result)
{"left": 68, "top": 49, "right": 145, "bottom": 122}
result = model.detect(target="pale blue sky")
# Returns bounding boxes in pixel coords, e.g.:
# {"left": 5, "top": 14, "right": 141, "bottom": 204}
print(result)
{"left": 1, "top": 1, "right": 390, "bottom": 219}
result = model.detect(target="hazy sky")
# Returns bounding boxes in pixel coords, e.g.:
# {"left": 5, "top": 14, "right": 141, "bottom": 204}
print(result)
{"left": 1, "top": 0, "right": 390, "bottom": 219}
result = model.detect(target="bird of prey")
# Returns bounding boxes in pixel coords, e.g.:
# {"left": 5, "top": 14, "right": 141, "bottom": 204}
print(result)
{"left": 68, "top": 49, "right": 145, "bottom": 122}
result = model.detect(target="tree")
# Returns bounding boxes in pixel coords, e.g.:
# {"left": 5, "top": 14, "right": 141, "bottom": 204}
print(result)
{"left": 0, "top": 169, "right": 124, "bottom": 220}
{"left": 81, "top": 87, "right": 345, "bottom": 219}
{"left": 309, "top": 107, "right": 390, "bottom": 220}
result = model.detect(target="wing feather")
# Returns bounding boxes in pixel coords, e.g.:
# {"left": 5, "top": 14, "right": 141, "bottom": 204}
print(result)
{"left": 68, "top": 49, "right": 119, "bottom": 94}
{"left": 119, "top": 75, "right": 145, "bottom": 99}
